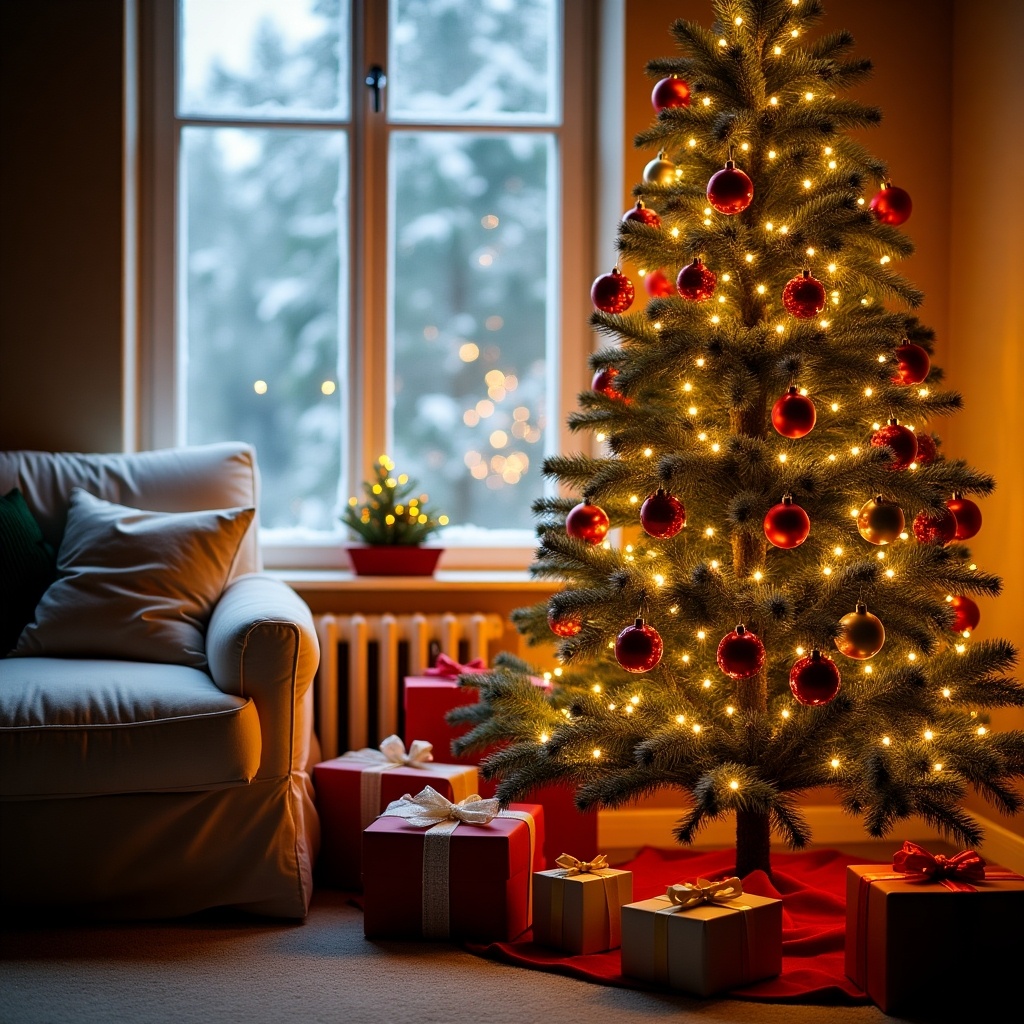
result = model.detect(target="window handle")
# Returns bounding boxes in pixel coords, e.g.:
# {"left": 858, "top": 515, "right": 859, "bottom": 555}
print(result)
{"left": 365, "top": 65, "right": 387, "bottom": 113}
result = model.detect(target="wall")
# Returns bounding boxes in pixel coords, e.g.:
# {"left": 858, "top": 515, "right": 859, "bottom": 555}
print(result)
{"left": 0, "top": 0, "right": 126, "bottom": 452}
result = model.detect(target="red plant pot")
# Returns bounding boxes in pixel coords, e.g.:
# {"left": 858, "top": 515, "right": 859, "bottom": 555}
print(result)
{"left": 346, "top": 546, "right": 443, "bottom": 577}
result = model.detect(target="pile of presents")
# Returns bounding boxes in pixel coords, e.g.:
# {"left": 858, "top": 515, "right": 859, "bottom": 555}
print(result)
{"left": 312, "top": 656, "right": 1024, "bottom": 1012}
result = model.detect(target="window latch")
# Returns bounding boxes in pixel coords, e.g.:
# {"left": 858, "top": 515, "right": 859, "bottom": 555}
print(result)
{"left": 365, "top": 65, "right": 387, "bottom": 113}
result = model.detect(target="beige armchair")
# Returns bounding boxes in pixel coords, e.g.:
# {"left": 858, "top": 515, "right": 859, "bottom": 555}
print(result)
{"left": 0, "top": 443, "right": 320, "bottom": 919}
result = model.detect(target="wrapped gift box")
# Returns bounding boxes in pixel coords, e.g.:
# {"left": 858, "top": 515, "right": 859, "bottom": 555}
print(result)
{"left": 362, "top": 793, "right": 543, "bottom": 943}
{"left": 403, "top": 667, "right": 597, "bottom": 867}
{"left": 533, "top": 856, "right": 633, "bottom": 954}
{"left": 845, "top": 854, "right": 1024, "bottom": 1013}
{"left": 621, "top": 880, "right": 782, "bottom": 997}
{"left": 312, "top": 745, "right": 477, "bottom": 890}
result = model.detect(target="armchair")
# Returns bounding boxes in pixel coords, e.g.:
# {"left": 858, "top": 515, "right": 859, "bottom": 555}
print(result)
{"left": 0, "top": 443, "right": 320, "bottom": 919}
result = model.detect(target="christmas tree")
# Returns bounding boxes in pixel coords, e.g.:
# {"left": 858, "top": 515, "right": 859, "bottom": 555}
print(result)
{"left": 450, "top": 0, "right": 1024, "bottom": 878}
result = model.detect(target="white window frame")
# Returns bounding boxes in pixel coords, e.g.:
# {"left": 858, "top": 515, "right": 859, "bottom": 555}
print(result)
{"left": 136, "top": 0, "right": 615, "bottom": 570}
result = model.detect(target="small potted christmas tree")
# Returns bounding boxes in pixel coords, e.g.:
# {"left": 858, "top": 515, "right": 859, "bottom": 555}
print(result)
{"left": 341, "top": 455, "right": 449, "bottom": 576}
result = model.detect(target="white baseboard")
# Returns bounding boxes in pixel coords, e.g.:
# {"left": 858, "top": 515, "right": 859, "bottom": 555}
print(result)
{"left": 597, "top": 806, "right": 1024, "bottom": 874}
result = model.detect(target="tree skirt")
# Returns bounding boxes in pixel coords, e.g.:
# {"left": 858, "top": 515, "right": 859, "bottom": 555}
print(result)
{"left": 465, "top": 846, "right": 883, "bottom": 1004}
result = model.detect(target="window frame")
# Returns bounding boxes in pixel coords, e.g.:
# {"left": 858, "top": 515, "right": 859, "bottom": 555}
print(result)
{"left": 137, "top": 0, "right": 602, "bottom": 570}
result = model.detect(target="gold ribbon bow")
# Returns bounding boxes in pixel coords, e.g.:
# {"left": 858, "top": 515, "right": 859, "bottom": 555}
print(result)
{"left": 665, "top": 876, "right": 744, "bottom": 909}
{"left": 380, "top": 785, "right": 500, "bottom": 829}
{"left": 555, "top": 853, "right": 611, "bottom": 876}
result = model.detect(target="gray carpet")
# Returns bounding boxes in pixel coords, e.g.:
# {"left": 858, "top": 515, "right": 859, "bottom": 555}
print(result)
{"left": 0, "top": 887, "right": 978, "bottom": 1024}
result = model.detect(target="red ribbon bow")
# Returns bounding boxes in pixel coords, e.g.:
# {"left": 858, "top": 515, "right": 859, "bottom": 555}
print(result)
{"left": 892, "top": 840, "right": 986, "bottom": 882}
{"left": 423, "top": 653, "right": 489, "bottom": 678}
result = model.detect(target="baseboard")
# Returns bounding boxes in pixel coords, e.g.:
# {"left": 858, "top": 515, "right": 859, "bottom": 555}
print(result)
{"left": 597, "top": 806, "right": 1024, "bottom": 873}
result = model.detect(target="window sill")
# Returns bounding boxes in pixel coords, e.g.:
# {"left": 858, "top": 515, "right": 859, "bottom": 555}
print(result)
{"left": 265, "top": 567, "right": 551, "bottom": 592}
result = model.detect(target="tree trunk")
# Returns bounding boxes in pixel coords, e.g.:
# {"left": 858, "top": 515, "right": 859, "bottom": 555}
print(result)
{"left": 735, "top": 806, "right": 772, "bottom": 877}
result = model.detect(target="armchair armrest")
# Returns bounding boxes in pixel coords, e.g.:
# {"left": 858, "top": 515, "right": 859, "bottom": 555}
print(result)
{"left": 206, "top": 573, "right": 320, "bottom": 780}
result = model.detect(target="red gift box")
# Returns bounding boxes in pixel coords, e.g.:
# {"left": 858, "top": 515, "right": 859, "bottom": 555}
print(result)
{"left": 402, "top": 663, "right": 597, "bottom": 868}
{"left": 362, "top": 788, "right": 542, "bottom": 942}
{"left": 845, "top": 842, "right": 1024, "bottom": 1013}
{"left": 312, "top": 736, "right": 477, "bottom": 890}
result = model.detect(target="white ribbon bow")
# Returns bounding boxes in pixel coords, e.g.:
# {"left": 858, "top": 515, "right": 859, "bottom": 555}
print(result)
{"left": 341, "top": 734, "right": 434, "bottom": 767}
{"left": 555, "top": 852, "right": 611, "bottom": 876}
{"left": 381, "top": 785, "right": 500, "bottom": 830}
{"left": 665, "top": 876, "right": 744, "bottom": 909}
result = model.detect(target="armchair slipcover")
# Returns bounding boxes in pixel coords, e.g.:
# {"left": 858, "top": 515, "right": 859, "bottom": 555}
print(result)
{"left": 0, "top": 443, "right": 320, "bottom": 919}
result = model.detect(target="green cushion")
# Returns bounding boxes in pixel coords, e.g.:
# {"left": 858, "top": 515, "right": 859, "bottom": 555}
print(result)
{"left": 0, "top": 488, "right": 56, "bottom": 655}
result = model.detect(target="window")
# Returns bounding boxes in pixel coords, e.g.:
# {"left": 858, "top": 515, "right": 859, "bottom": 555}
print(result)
{"left": 139, "top": 0, "right": 596, "bottom": 568}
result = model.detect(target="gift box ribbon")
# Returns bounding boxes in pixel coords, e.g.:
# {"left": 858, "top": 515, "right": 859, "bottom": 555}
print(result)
{"left": 852, "top": 842, "right": 1024, "bottom": 991}
{"left": 652, "top": 877, "right": 752, "bottom": 986}
{"left": 547, "top": 853, "right": 622, "bottom": 950}
{"left": 381, "top": 785, "right": 535, "bottom": 939}
{"left": 422, "top": 654, "right": 489, "bottom": 678}
{"left": 341, "top": 735, "right": 472, "bottom": 828}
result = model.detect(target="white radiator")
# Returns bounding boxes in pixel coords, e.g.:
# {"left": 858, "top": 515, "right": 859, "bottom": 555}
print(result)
{"left": 313, "top": 612, "right": 507, "bottom": 758}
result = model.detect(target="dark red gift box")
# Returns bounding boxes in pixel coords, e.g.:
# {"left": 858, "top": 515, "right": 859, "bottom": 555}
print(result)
{"left": 845, "top": 845, "right": 1024, "bottom": 1013}
{"left": 403, "top": 672, "right": 597, "bottom": 867}
{"left": 312, "top": 753, "right": 477, "bottom": 890}
{"left": 362, "top": 801, "right": 542, "bottom": 942}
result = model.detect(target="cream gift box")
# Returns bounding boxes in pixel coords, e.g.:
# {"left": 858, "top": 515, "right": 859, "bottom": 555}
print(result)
{"left": 532, "top": 854, "right": 633, "bottom": 954}
{"left": 620, "top": 877, "right": 782, "bottom": 997}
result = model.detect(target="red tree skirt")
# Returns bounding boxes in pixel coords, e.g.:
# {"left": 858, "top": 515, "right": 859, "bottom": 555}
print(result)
{"left": 466, "top": 846, "right": 883, "bottom": 1004}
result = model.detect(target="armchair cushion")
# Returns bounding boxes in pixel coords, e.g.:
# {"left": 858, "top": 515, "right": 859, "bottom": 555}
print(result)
{"left": 0, "top": 657, "right": 261, "bottom": 798}
{"left": 0, "top": 488, "right": 56, "bottom": 655}
{"left": 10, "top": 488, "right": 254, "bottom": 669}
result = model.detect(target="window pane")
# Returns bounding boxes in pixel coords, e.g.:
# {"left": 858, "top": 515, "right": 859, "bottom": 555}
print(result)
{"left": 181, "top": 126, "right": 347, "bottom": 531}
{"left": 179, "top": 0, "right": 350, "bottom": 120}
{"left": 389, "top": 132, "right": 554, "bottom": 533}
{"left": 388, "top": 0, "right": 559, "bottom": 123}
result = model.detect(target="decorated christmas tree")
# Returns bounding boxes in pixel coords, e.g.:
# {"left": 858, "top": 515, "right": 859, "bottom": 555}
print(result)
{"left": 451, "top": 0, "right": 1024, "bottom": 878}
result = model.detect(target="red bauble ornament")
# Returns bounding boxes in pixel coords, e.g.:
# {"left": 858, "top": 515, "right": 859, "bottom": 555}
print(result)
{"left": 834, "top": 602, "right": 885, "bottom": 660}
{"left": 763, "top": 494, "right": 811, "bottom": 549}
{"left": 782, "top": 270, "right": 826, "bottom": 319}
{"left": 622, "top": 200, "right": 661, "bottom": 228}
{"left": 870, "top": 182, "right": 913, "bottom": 226}
{"left": 771, "top": 386, "right": 816, "bottom": 438}
{"left": 592, "top": 366, "right": 625, "bottom": 401}
{"left": 716, "top": 624, "right": 766, "bottom": 679}
{"left": 947, "top": 493, "right": 982, "bottom": 540}
{"left": 676, "top": 258, "right": 717, "bottom": 301}
{"left": 548, "top": 606, "right": 582, "bottom": 638}
{"left": 892, "top": 342, "right": 930, "bottom": 385}
{"left": 615, "top": 618, "right": 664, "bottom": 673}
{"left": 948, "top": 594, "right": 981, "bottom": 633}
{"left": 640, "top": 488, "right": 686, "bottom": 539}
{"left": 913, "top": 433, "right": 937, "bottom": 465}
{"left": 643, "top": 268, "right": 675, "bottom": 298}
{"left": 871, "top": 419, "right": 918, "bottom": 470}
{"left": 913, "top": 506, "right": 957, "bottom": 545}
{"left": 706, "top": 160, "right": 754, "bottom": 215}
{"left": 591, "top": 268, "right": 634, "bottom": 314}
{"left": 789, "top": 649, "right": 842, "bottom": 706}
{"left": 644, "top": 151, "right": 677, "bottom": 186}
{"left": 651, "top": 76, "right": 691, "bottom": 112}
{"left": 857, "top": 495, "right": 905, "bottom": 545}
{"left": 566, "top": 501, "right": 610, "bottom": 545}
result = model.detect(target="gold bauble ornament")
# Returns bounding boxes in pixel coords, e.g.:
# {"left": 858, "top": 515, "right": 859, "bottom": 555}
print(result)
{"left": 643, "top": 149, "right": 678, "bottom": 186}
{"left": 835, "top": 601, "right": 885, "bottom": 660}
{"left": 857, "top": 495, "right": 905, "bottom": 545}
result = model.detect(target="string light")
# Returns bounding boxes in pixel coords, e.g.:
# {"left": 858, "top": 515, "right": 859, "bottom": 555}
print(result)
{"left": 729, "top": 779, "right": 739, "bottom": 789}
{"left": 539, "top": 732, "right": 549, "bottom": 743}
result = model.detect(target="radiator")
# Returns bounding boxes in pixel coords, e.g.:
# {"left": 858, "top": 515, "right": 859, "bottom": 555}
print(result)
{"left": 313, "top": 612, "right": 507, "bottom": 758}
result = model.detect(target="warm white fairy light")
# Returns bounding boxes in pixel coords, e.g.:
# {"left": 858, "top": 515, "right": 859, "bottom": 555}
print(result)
{"left": 830, "top": 757, "right": 841, "bottom": 769}
{"left": 899, "top": 531, "right": 909, "bottom": 540}
{"left": 741, "top": 142, "right": 749, "bottom": 151}
{"left": 702, "top": 96, "right": 712, "bottom": 106}
{"left": 696, "top": 629, "right": 706, "bottom": 640}
{"left": 918, "top": 388, "right": 929, "bottom": 398}
{"left": 769, "top": 96, "right": 779, "bottom": 106}
{"left": 688, "top": 405, "right": 698, "bottom": 415}
{"left": 696, "top": 357, "right": 706, "bottom": 367}
{"left": 822, "top": 566, "right": 833, "bottom": 576}
{"left": 781, "top": 708, "right": 790, "bottom": 719}
{"left": 643, "top": 447, "right": 653, "bottom": 457}
{"left": 607, "top": 702, "right": 615, "bottom": 710}
{"left": 864, "top": 387, "right": 873, "bottom": 397}
{"left": 625, "top": 705, "right": 634, "bottom": 714}
{"left": 857, "top": 197, "right": 865, "bottom": 205}
{"left": 942, "top": 687, "right": 952, "bottom": 699}
{"left": 833, "top": 546, "right": 844, "bottom": 556}
{"left": 828, "top": 262, "right": 837, "bottom": 273}
{"left": 876, "top": 550, "right": 885, "bottom": 560}
{"left": 676, "top": 714, "right": 686, "bottom": 724}
{"left": 775, "top": 324, "right": 785, "bottom": 334}
{"left": 718, "top": 295, "right": 727, "bottom": 304}
{"left": 791, "top": 28, "right": 799, "bottom": 36}
{"left": 828, "top": 453, "right": 837, "bottom": 461}
{"left": 692, "top": 724, "right": 702, "bottom": 733}
{"left": 553, "top": 667, "right": 563, "bottom": 677}
{"left": 688, "top": 137, "right": 697, "bottom": 147}
{"left": 710, "top": 442, "right": 720, "bottom": 452}
{"left": 977, "top": 726, "right": 988, "bottom": 736}
{"left": 669, "top": 605, "right": 680, "bottom": 615}
{"left": 702, "top": 678, "right": 712, "bottom": 689}
{"left": 705, "top": 526, "right": 715, "bottom": 537}
{"left": 710, "top": 315, "right": 721, "bottom": 324}
{"left": 592, "top": 748, "right": 602, "bottom": 758}
{"left": 908, "top": 651, "right": 917, "bottom": 661}
{"left": 653, "top": 321, "right": 662, "bottom": 331}
{"left": 768, "top": 149, "right": 777, "bottom": 159}
{"left": 745, "top": 253, "right": 755, "bottom": 262}
{"left": 864, "top": 665, "right": 873, "bottom": 674}
{"left": 729, "top": 778, "right": 739, "bottom": 789}
{"left": 779, "top": 225, "right": 788, "bottom": 233}
{"left": 795, "top": 646, "right": 805, "bottom": 656}
{"left": 886, "top": 568, "right": 895, "bottom": 578}
{"left": 882, "top": 735, "right": 891, "bottom": 746}
{"left": 734, "top": 15, "right": 743, "bottom": 24}
{"left": 539, "top": 732, "right": 549, "bottom": 743}
{"left": 591, "top": 684, "right": 602, "bottom": 694}
{"left": 753, "top": 571, "right": 764, "bottom": 582}
{"left": 806, "top": 247, "right": 816, "bottom": 257}
{"left": 710, "top": 559, "right": 720, "bottom": 568}
{"left": 773, "top": 45, "right": 782, "bottom": 55}
{"left": 653, "top": 573, "right": 665, "bottom": 586}
{"left": 757, "top": 284, "right": 766, "bottom": 294}
{"left": 956, "top": 643, "right": 967, "bottom": 654}
{"left": 778, "top": 452, "right": 788, "bottom": 463}
{"left": 719, "top": 37, "right": 727, "bottom": 46}
{"left": 923, "top": 729, "right": 934, "bottom": 741}
{"left": 803, "top": 178, "right": 813, "bottom": 189}
{"left": 765, "top": 222, "right": 774, "bottom": 231}
{"left": 596, "top": 431, "right": 606, "bottom": 442}
{"left": 850, "top": 507, "right": 860, "bottom": 517}
{"left": 831, "top": 402, "right": 840, "bottom": 412}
